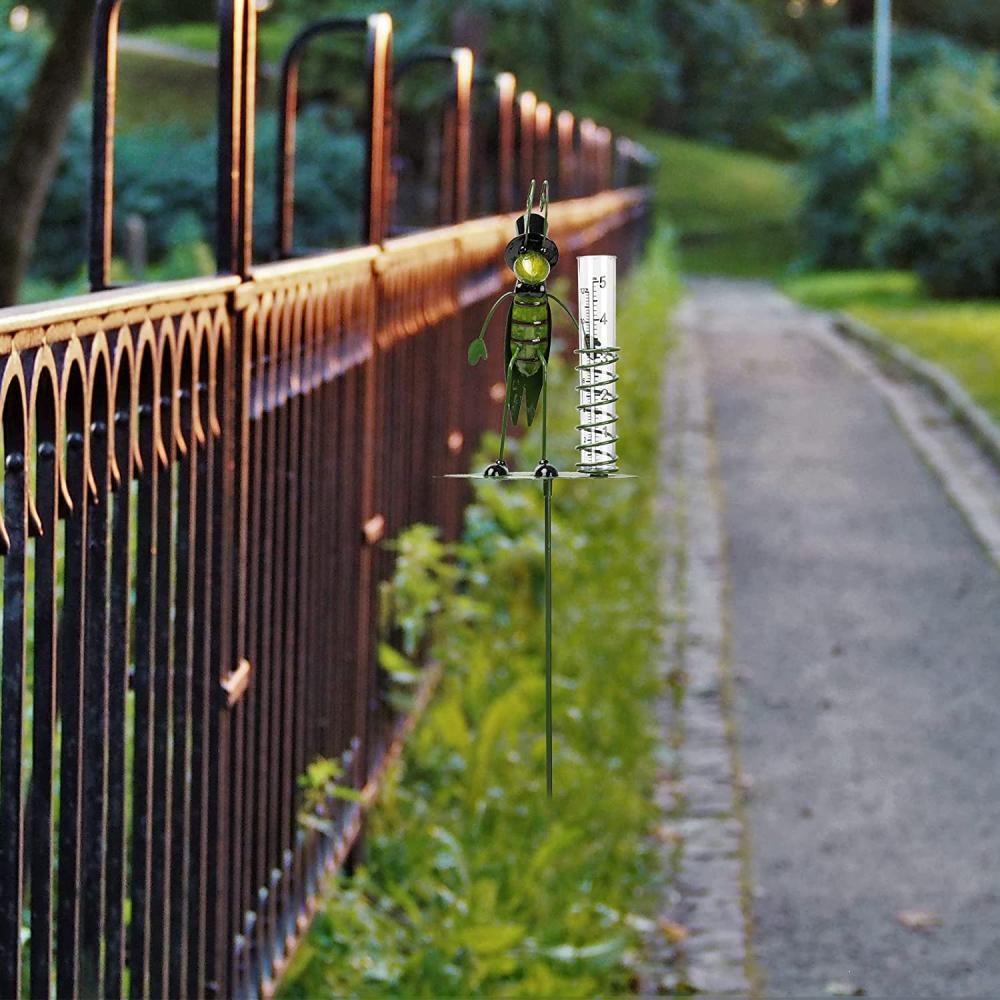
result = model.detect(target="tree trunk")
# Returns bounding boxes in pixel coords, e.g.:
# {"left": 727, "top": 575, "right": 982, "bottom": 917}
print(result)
{"left": 0, "top": 0, "right": 96, "bottom": 305}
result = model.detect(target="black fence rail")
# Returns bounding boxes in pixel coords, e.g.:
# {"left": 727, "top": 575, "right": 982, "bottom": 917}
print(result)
{"left": 0, "top": 4, "right": 651, "bottom": 998}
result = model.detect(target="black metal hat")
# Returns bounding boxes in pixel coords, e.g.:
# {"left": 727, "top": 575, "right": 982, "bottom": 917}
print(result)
{"left": 504, "top": 212, "right": 560, "bottom": 270}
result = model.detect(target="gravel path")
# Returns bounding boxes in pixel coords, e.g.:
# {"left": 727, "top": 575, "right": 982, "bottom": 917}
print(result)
{"left": 676, "top": 279, "right": 1000, "bottom": 998}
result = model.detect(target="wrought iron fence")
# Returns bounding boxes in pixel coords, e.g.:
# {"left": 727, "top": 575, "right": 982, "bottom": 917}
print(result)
{"left": 0, "top": 4, "right": 651, "bottom": 998}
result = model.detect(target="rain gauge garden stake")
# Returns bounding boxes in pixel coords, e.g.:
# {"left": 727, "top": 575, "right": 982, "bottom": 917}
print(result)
{"left": 453, "top": 181, "right": 628, "bottom": 797}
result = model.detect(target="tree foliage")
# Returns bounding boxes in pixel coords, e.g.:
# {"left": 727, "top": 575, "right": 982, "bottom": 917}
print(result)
{"left": 796, "top": 53, "right": 1000, "bottom": 298}
{"left": 865, "top": 59, "right": 1000, "bottom": 297}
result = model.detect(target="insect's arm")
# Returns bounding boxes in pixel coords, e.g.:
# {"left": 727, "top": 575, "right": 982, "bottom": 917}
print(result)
{"left": 468, "top": 291, "right": 514, "bottom": 365}
{"left": 547, "top": 292, "right": 579, "bottom": 331}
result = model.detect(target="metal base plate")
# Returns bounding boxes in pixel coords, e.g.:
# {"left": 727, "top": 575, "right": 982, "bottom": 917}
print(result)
{"left": 443, "top": 471, "right": 635, "bottom": 480}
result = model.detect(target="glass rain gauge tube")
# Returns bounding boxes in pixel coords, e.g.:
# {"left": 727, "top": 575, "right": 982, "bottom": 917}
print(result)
{"left": 576, "top": 255, "right": 619, "bottom": 474}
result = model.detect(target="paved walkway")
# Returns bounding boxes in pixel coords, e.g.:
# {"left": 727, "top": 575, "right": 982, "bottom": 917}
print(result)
{"left": 665, "top": 280, "right": 1000, "bottom": 998}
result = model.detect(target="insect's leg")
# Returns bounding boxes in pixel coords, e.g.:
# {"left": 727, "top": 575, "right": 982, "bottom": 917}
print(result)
{"left": 534, "top": 352, "right": 558, "bottom": 478}
{"left": 484, "top": 348, "right": 520, "bottom": 477}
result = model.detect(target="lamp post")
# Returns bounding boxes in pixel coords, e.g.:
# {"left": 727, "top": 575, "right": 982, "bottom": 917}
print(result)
{"left": 873, "top": 0, "right": 892, "bottom": 125}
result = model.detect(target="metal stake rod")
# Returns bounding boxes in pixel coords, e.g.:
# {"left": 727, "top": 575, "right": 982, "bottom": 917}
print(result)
{"left": 544, "top": 477, "right": 554, "bottom": 798}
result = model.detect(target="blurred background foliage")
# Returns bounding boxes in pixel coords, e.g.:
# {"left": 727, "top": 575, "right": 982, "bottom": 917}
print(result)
{"left": 0, "top": 0, "right": 998, "bottom": 298}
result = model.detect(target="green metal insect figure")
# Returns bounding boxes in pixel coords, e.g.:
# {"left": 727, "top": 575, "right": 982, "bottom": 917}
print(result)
{"left": 467, "top": 179, "right": 578, "bottom": 478}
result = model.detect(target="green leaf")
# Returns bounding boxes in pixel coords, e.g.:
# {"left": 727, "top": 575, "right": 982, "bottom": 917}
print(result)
{"left": 541, "top": 936, "right": 625, "bottom": 967}
{"left": 379, "top": 643, "right": 419, "bottom": 684}
{"left": 467, "top": 338, "right": 488, "bottom": 366}
{"left": 457, "top": 923, "right": 525, "bottom": 955}
{"left": 328, "top": 785, "right": 364, "bottom": 803}
{"left": 431, "top": 700, "right": 471, "bottom": 753}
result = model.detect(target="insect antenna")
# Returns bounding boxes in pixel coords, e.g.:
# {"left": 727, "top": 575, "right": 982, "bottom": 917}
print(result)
{"left": 540, "top": 180, "right": 549, "bottom": 233}
{"left": 524, "top": 179, "right": 536, "bottom": 232}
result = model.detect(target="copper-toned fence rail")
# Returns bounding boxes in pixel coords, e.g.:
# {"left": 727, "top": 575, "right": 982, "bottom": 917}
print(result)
{"left": 0, "top": 4, "right": 651, "bottom": 998}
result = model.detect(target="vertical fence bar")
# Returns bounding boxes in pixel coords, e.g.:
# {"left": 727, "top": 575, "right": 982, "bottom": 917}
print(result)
{"left": 29, "top": 364, "right": 59, "bottom": 1000}
{"left": 168, "top": 337, "right": 198, "bottom": 998}
{"left": 186, "top": 333, "right": 214, "bottom": 998}
{"left": 56, "top": 356, "right": 88, "bottom": 1000}
{"left": 104, "top": 344, "right": 133, "bottom": 998}
{"left": 79, "top": 355, "right": 111, "bottom": 995}
{"left": 129, "top": 343, "right": 158, "bottom": 999}
{"left": 263, "top": 299, "right": 291, "bottom": 983}
{"left": 0, "top": 374, "right": 28, "bottom": 1000}
{"left": 148, "top": 337, "right": 177, "bottom": 999}
{"left": 211, "top": 314, "right": 240, "bottom": 1000}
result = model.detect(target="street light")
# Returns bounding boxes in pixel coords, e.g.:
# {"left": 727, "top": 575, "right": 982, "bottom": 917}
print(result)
{"left": 873, "top": 0, "right": 892, "bottom": 125}
{"left": 786, "top": 0, "right": 892, "bottom": 125}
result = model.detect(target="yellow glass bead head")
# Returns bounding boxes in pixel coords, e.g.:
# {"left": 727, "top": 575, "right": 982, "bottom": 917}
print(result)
{"left": 513, "top": 250, "right": 550, "bottom": 284}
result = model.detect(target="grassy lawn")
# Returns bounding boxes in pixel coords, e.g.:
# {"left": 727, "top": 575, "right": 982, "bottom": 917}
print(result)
{"left": 132, "top": 21, "right": 293, "bottom": 64}
{"left": 640, "top": 132, "right": 801, "bottom": 278}
{"left": 115, "top": 49, "right": 220, "bottom": 133}
{"left": 641, "top": 135, "right": 1000, "bottom": 427}
{"left": 785, "top": 270, "right": 1000, "bottom": 422}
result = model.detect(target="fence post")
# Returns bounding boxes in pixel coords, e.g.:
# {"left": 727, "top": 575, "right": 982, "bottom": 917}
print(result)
{"left": 534, "top": 101, "right": 551, "bottom": 193}
{"left": 357, "top": 14, "right": 393, "bottom": 803}
{"left": 276, "top": 13, "right": 393, "bottom": 257}
{"left": 217, "top": 0, "right": 257, "bottom": 279}
{"left": 89, "top": 1, "right": 121, "bottom": 292}
{"left": 496, "top": 73, "right": 516, "bottom": 213}
{"left": 210, "top": 4, "right": 258, "bottom": 996}
{"left": 557, "top": 110, "right": 574, "bottom": 201}
{"left": 518, "top": 91, "right": 537, "bottom": 196}
{"left": 452, "top": 49, "right": 474, "bottom": 224}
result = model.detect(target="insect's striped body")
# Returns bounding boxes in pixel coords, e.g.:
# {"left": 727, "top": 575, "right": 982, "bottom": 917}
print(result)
{"left": 509, "top": 283, "right": 551, "bottom": 375}
{"left": 505, "top": 281, "right": 552, "bottom": 424}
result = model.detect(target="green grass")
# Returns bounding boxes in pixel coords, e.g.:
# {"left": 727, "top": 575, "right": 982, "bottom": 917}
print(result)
{"left": 277, "top": 235, "right": 680, "bottom": 997}
{"left": 114, "top": 50, "right": 220, "bottom": 133}
{"left": 641, "top": 132, "right": 801, "bottom": 278}
{"left": 786, "top": 270, "right": 1000, "bottom": 421}
{"left": 133, "top": 21, "right": 293, "bottom": 64}
{"left": 107, "top": 22, "right": 293, "bottom": 133}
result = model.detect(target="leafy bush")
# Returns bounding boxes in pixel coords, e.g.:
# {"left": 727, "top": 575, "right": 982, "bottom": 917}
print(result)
{"left": 278, "top": 237, "right": 679, "bottom": 998}
{"left": 864, "top": 58, "right": 1000, "bottom": 297}
{"left": 17, "top": 104, "right": 365, "bottom": 286}
{"left": 792, "top": 105, "right": 885, "bottom": 269}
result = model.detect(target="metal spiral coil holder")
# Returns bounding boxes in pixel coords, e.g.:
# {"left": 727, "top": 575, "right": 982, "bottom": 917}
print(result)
{"left": 575, "top": 344, "right": 619, "bottom": 475}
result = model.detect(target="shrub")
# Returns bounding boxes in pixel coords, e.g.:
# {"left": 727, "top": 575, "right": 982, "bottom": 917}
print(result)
{"left": 792, "top": 105, "right": 886, "bottom": 269}
{"left": 864, "top": 58, "right": 1000, "bottom": 297}
{"left": 17, "top": 103, "right": 365, "bottom": 287}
